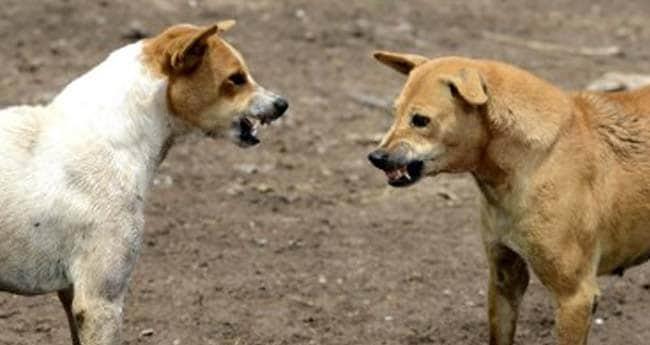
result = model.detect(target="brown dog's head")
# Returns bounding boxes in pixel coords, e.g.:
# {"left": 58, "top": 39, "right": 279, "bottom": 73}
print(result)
{"left": 144, "top": 21, "right": 288, "bottom": 147}
{"left": 368, "top": 51, "right": 489, "bottom": 187}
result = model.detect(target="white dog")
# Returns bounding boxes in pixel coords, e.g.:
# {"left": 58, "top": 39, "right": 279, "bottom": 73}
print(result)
{"left": 0, "top": 20, "right": 288, "bottom": 345}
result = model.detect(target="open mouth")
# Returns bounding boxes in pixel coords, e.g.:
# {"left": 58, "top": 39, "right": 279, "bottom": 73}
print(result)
{"left": 383, "top": 161, "right": 424, "bottom": 187}
{"left": 238, "top": 116, "right": 261, "bottom": 146}
{"left": 233, "top": 114, "right": 277, "bottom": 147}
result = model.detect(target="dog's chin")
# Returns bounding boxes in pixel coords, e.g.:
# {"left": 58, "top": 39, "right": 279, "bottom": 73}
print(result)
{"left": 383, "top": 160, "right": 425, "bottom": 188}
{"left": 227, "top": 115, "right": 266, "bottom": 148}
{"left": 228, "top": 109, "right": 285, "bottom": 148}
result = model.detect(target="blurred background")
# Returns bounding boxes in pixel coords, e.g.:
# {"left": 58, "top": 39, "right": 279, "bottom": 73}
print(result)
{"left": 0, "top": 1, "right": 648, "bottom": 344}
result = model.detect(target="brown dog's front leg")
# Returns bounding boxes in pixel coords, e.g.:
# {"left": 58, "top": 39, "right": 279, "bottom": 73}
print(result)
{"left": 487, "top": 245, "right": 530, "bottom": 345}
{"left": 553, "top": 279, "right": 599, "bottom": 345}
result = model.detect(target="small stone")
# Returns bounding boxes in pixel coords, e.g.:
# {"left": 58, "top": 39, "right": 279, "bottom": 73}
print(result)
{"left": 304, "top": 31, "right": 316, "bottom": 42}
{"left": 318, "top": 275, "right": 327, "bottom": 284}
{"left": 594, "top": 318, "right": 604, "bottom": 326}
{"left": 254, "top": 183, "right": 273, "bottom": 193}
{"left": 443, "top": 289, "right": 452, "bottom": 296}
{"left": 225, "top": 182, "right": 245, "bottom": 196}
{"left": 153, "top": 175, "right": 173, "bottom": 188}
{"left": 139, "top": 328, "right": 155, "bottom": 337}
{"left": 173, "top": 340, "right": 181, "bottom": 345}
{"left": 384, "top": 315, "right": 394, "bottom": 321}
{"left": 35, "top": 322, "right": 51, "bottom": 333}
{"left": 587, "top": 72, "right": 650, "bottom": 92}
{"left": 234, "top": 163, "right": 258, "bottom": 174}
{"left": 295, "top": 9, "right": 307, "bottom": 20}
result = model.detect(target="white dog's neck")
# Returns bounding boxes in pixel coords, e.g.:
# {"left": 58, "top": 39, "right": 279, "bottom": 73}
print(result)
{"left": 49, "top": 42, "right": 183, "bottom": 194}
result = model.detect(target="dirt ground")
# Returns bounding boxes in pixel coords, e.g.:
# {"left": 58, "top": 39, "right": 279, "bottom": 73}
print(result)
{"left": 0, "top": 0, "right": 649, "bottom": 344}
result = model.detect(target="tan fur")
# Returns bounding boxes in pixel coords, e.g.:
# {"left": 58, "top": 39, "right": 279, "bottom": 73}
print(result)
{"left": 371, "top": 51, "right": 650, "bottom": 345}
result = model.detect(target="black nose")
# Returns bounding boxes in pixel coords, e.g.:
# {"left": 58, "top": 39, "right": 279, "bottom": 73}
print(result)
{"left": 273, "top": 97, "right": 289, "bottom": 117}
{"left": 368, "top": 149, "right": 390, "bottom": 170}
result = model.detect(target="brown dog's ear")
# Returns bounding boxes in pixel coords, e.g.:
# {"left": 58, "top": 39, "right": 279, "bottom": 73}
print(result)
{"left": 440, "top": 68, "right": 488, "bottom": 106}
{"left": 373, "top": 51, "right": 428, "bottom": 75}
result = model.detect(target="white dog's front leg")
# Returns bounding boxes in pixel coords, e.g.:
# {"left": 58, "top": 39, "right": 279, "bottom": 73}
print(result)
{"left": 70, "top": 261, "right": 133, "bottom": 345}
{"left": 68, "top": 222, "right": 143, "bottom": 345}
{"left": 72, "top": 294, "right": 125, "bottom": 345}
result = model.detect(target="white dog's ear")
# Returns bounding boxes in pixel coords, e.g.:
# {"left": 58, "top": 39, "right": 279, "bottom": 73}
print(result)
{"left": 373, "top": 51, "right": 428, "bottom": 75}
{"left": 216, "top": 19, "right": 236, "bottom": 33}
{"left": 440, "top": 68, "right": 488, "bottom": 106}
{"left": 169, "top": 21, "right": 236, "bottom": 72}
{"left": 170, "top": 24, "right": 220, "bottom": 72}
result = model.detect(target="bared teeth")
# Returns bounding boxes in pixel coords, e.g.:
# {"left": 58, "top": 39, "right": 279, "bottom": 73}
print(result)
{"left": 246, "top": 117, "right": 261, "bottom": 130}
{"left": 241, "top": 117, "right": 253, "bottom": 130}
{"left": 385, "top": 166, "right": 410, "bottom": 181}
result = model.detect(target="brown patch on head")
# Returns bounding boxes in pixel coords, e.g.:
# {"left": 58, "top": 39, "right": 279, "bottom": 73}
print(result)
{"left": 142, "top": 21, "right": 256, "bottom": 133}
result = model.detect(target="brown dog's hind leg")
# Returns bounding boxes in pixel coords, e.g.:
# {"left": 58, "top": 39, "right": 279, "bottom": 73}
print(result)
{"left": 58, "top": 287, "right": 81, "bottom": 345}
{"left": 486, "top": 244, "right": 530, "bottom": 345}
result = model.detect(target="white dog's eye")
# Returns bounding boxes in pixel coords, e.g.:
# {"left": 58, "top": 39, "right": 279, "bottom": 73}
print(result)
{"left": 411, "top": 114, "right": 430, "bottom": 128}
{"left": 228, "top": 72, "right": 247, "bottom": 86}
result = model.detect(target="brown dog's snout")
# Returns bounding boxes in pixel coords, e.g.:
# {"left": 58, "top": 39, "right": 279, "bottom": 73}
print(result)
{"left": 368, "top": 149, "right": 391, "bottom": 170}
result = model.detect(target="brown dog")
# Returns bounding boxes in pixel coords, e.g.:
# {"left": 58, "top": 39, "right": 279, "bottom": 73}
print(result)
{"left": 368, "top": 51, "right": 650, "bottom": 345}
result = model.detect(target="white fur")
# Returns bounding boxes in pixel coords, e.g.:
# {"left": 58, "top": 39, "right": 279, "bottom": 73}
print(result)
{"left": 0, "top": 34, "right": 289, "bottom": 345}
{"left": 0, "top": 42, "right": 177, "bottom": 295}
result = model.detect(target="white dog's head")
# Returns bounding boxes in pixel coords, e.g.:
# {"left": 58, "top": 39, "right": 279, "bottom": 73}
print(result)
{"left": 144, "top": 21, "right": 288, "bottom": 147}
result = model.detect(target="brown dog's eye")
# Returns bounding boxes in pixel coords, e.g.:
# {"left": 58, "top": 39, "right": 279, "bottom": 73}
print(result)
{"left": 228, "top": 72, "right": 247, "bottom": 86}
{"left": 411, "top": 114, "right": 430, "bottom": 128}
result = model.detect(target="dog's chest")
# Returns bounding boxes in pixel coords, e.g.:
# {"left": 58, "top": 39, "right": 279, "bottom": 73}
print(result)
{"left": 495, "top": 216, "right": 524, "bottom": 252}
